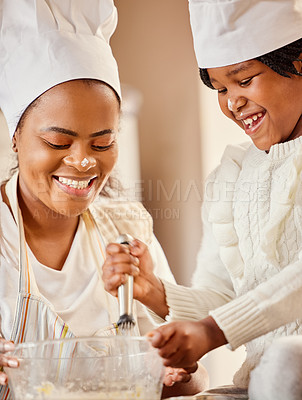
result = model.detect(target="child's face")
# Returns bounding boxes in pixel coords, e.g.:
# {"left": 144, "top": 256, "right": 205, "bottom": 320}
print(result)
{"left": 207, "top": 59, "right": 302, "bottom": 151}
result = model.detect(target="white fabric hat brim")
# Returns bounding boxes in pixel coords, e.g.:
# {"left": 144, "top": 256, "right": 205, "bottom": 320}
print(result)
{"left": 189, "top": 0, "right": 302, "bottom": 69}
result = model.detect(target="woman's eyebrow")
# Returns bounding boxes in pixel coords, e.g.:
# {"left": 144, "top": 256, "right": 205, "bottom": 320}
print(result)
{"left": 90, "top": 129, "right": 115, "bottom": 138}
{"left": 41, "top": 127, "right": 115, "bottom": 137}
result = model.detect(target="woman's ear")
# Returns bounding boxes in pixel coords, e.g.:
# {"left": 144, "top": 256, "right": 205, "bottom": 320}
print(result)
{"left": 12, "top": 130, "right": 19, "bottom": 153}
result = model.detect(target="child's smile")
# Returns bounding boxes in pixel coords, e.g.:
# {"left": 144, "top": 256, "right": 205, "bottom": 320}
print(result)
{"left": 208, "top": 59, "right": 302, "bottom": 151}
{"left": 240, "top": 111, "right": 265, "bottom": 132}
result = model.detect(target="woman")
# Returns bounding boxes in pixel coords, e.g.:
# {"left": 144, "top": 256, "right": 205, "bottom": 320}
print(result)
{"left": 102, "top": 0, "right": 302, "bottom": 398}
{"left": 0, "top": 0, "right": 208, "bottom": 398}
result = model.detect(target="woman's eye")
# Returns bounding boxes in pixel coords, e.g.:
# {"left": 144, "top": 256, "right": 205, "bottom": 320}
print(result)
{"left": 44, "top": 140, "right": 70, "bottom": 149}
{"left": 240, "top": 77, "right": 253, "bottom": 87}
{"left": 91, "top": 143, "right": 114, "bottom": 151}
{"left": 218, "top": 88, "right": 227, "bottom": 94}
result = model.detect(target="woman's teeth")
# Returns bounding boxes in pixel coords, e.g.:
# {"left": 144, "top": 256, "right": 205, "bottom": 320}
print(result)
{"left": 57, "top": 177, "right": 90, "bottom": 189}
{"left": 243, "top": 112, "right": 263, "bottom": 129}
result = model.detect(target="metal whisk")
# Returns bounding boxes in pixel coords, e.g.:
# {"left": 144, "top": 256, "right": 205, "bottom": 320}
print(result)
{"left": 116, "top": 234, "right": 136, "bottom": 333}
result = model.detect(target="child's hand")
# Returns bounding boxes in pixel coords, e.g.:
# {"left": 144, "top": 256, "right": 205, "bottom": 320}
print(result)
{"left": 148, "top": 321, "right": 206, "bottom": 369}
{"left": 147, "top": 317, "right": 227, "bottom": 369}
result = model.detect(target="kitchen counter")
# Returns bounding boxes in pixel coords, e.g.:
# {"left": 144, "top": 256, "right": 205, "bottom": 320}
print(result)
{"left": 166, "top": 385, "right": 248, "bottom": 400}
{"left": 167, "top": 396, "right": 248, "bottom": 400}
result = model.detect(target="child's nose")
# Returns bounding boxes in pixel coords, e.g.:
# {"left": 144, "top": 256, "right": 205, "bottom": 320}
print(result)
{"left": 227, "top": 96, "right": 247, "bottom": 113}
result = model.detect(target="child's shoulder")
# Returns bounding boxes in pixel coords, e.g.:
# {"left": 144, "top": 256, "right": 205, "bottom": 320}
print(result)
{"left": 221, "top": 141, "right": 252, "bottom": 165}
{"left": 207, "top": 141, "right": 252, "bottom": 183}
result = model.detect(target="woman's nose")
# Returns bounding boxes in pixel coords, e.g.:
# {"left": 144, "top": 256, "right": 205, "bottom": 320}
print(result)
{"left": 227, "top": 96, "right": 247, "bottom": 113}
{"left": 63, "top": 154, "right": 97, "bottom": 171}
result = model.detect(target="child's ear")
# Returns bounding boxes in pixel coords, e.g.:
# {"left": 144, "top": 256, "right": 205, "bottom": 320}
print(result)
{"left": 293, "top": 52, "right": 302, "bottom": 74}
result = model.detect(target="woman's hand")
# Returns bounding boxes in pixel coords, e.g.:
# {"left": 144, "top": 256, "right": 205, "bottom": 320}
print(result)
{"left": 163, "top": 365, "right": 197, "bottom": 386}
{"left": 102, "top": 239, "right": 169, "bottom": 318}
{"left": 148, "top": 316, "right": 227, "bottom": 369}
{"left": 0, "top": 339, "right": 19, "bottom": 385}
{"left": 161, "top": 363, "right": 209, "bottom": 398}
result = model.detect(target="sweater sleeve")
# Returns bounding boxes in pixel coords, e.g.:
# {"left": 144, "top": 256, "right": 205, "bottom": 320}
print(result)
{"left": 136, "top": 234, "right": 176, "bottom": 334}
{"left": 210, "top": 255, "right": 302, "bottom": 350}
{"left": 161, "top": 142, "right": 302, "bottom": 352}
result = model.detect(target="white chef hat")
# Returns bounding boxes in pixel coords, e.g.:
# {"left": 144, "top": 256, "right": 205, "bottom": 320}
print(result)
{"left": 0, "top": 0, "right": 121, "bottom": 138}
{"left": 189, "top": 0, "right": 302, "bottom": 69}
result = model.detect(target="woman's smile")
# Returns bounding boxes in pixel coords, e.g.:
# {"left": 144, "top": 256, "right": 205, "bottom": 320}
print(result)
{"left": 53, "top": 175, "right": 97, "bottom": 197}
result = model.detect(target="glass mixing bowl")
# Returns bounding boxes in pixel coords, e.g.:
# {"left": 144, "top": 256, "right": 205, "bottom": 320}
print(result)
{"left": 5, "top": 336, "right": 165, "bottom": 400}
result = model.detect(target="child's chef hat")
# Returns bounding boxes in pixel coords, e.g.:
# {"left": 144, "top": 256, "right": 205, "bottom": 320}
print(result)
{"left": 189, "top": 0, "right": 302, "bottom": 68}
{"left": 0, "top": 0, "right": 121, "bottom": 138}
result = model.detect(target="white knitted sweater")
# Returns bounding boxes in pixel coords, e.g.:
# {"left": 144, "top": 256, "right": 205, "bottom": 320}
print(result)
{"left": 162, "top": 136, "right": 302, "bottom": 387}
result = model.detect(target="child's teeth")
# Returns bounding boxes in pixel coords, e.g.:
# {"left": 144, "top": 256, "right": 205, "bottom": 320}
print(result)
{"left": 244, "top": 112, "right": 264, "bottom": 127}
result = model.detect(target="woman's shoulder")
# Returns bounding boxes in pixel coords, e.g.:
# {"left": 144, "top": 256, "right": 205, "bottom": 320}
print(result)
{"left": 89, "top": 199, "right": 153, "bottom": 245}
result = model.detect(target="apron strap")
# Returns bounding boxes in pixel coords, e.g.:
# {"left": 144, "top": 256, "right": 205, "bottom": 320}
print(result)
{"left": 82, "top": 208, "right": 107, "bottom": 276}
{"left": 5, "top": 172, "right": 40, "bottom": 296}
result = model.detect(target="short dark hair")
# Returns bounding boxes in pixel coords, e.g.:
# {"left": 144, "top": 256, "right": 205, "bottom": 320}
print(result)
{"left": 199, "top": 38, "right": 302, "bottom": 89}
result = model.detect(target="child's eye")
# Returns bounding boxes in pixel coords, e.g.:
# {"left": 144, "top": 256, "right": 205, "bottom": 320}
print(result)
{"left": 218, "top": 88, "right": 227, "bottom": 94}
{"left": 240, "top": 77, "right": 253, "bottom": 87}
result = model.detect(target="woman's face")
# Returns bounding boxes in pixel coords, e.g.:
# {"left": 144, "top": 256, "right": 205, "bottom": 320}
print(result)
{"left": 207, "top": 58, "right": 302, "bottom": 151}
{"left": 13, "top": 80, "right": 120, "bottom": 217}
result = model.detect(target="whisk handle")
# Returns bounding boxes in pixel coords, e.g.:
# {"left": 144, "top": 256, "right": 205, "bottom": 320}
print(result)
{"left": 116, "top": 234, "right": 134, "bottom": 317}
{"left": 118, "top": 275, "right": 134, "bottom": 316}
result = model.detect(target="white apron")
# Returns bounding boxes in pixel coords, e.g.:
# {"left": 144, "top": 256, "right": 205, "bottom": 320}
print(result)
{"left": 0, "top": 173, "right": 127, "bottom": 399}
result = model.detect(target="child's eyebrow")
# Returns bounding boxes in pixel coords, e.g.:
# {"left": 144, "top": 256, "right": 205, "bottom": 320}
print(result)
{"left": 226, "top": 61, "right": 255, "bottom": 78}
{"left": 210, "top": 61, "right": 256, "bottom": 84}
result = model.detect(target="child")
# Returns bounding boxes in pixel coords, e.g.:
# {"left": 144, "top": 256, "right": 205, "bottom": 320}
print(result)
{"left": 103, "top": 0, "right": 302, "bottom": 398}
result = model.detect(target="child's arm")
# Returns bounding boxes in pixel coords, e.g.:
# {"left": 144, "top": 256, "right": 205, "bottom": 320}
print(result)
{"left": 147, "top": 316, "right": 227, "bottom": 369}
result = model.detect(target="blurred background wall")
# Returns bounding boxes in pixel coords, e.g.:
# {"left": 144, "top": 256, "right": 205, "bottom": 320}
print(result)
{"left": 111, "top": 0, "right": 203, "bottom": 287}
